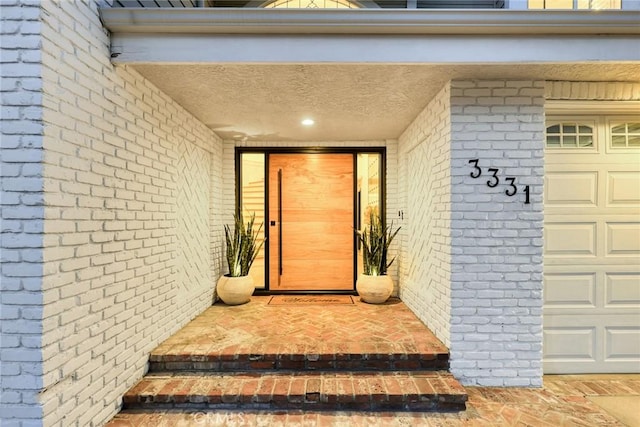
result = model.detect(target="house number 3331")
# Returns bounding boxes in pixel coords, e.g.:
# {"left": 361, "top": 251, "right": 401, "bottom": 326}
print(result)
{"left": 468, "top": 159, "right": 531, "bottom": 205}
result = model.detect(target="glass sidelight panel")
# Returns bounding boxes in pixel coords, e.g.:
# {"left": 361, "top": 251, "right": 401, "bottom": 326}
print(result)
{"left": 356, "top": 153, "right": 383, "bottom": 277}
{"left": 240, "top": 153, "right": 266, "bottom": 289}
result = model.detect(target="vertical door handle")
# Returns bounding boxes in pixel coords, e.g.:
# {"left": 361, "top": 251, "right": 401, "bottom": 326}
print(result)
{"left": 278, "top": 169, "right": 283, "bottom": 276}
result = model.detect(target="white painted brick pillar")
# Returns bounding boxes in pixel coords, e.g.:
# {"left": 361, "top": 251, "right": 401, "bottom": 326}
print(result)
{"left": 0, "top": 0, "right": 46, "bottom": 423}
{"left": 448, "top": 81, "right": 545, "bottom": 387}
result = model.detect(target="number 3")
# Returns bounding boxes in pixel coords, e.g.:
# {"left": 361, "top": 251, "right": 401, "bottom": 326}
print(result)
{"left": 505, "top": 177, "right": 517, "bottom": 196}
{"left": 486, "top": 168, "right": 499, "bottom": 188}
{"left": 468, "top": 159, "right": 481, "bottom": 178}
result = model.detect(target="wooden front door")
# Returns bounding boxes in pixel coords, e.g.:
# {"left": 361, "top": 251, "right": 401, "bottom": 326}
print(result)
{"left": 268, "top": 153, "right": 355, "bottom": 291}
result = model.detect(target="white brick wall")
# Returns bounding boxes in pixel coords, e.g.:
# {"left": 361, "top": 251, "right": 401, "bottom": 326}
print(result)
{"left": 397, "top": 85, "right": 453, "bottom": 346}
{"left": 177, "top": 141, "right": 213, "bottom": 299}
{"left": 398, "top": 81, "right": 545, "bottom": 387}
{"left": 449, "top": 81, "right": 545, "bottom": 387}
{"left": 546, "top": 81, "right": 640, "bottom": 100}
{"left": 2, "top": 0, "right": 224, "bottom": 425}
{"left": 1, "top": 0, "right": 46, "bottom": 424}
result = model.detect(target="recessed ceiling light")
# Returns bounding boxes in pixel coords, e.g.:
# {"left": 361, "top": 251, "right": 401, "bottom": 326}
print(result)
{"left": 301, "top": 118, "right": 315, "bottom": 126}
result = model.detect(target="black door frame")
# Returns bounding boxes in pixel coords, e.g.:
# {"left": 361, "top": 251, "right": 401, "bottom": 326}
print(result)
{"left": 235, "top": 147, "right": 387, "bottom": 295}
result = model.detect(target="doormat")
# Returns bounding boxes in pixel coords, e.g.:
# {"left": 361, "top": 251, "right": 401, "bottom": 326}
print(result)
{"left": 268, "top": 295, "right": 355, "bottom": 305}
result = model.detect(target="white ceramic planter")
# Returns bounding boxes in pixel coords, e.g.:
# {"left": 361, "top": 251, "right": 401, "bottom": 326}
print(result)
{"left": 216, "top": 275, "right": 255, "bottom": 305}
{"left": 356, "top": 274, "right": 394, "bottom": 304}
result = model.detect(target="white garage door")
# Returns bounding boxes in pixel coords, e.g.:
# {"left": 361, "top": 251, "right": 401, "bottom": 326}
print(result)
{"left": 544, "top": 115, "right": 640, "bottom": 374}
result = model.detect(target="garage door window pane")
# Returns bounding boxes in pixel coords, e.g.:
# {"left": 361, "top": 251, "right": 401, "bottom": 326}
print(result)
{"left": 612, "top": 135, "right": 626, "bottom": 147}
{"left": 547, "top": 135, "right": 561, "bottom": 147}
{"left": 611, "top": 124, "right": 627, "bottom": 133}
{"left": 546, "top": 123, "right": 594, "bottom": 149}
{"left": 611, "top": 122, "right": 640, "bottom": 148}
{"left": 579, "top": 136, "right": 593, "bottom": 147}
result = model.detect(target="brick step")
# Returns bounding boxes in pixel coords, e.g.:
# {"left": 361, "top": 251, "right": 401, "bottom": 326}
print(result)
{"left": 123, "top": 371, "right": 467, "bottom": 412}
{"left": 149, "top": 344, "right": 449, "bottom": 372}
{"left": 149, "top": 352, "right": 449, "bottom": 372}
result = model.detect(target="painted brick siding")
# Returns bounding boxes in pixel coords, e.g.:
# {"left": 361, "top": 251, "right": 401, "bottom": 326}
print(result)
{"left": 449, "top": 80, "right": 545, "bottom": 387}
{"left": 176, "top": 142, "right": 213, "bottom": 300}
{"left": 2, "top": 1, "right": 223, "bottom": 426}
{"left": 397, "top": 85, "right": 452, "bottom": 347}
{"left": 222, "top": 140, "right": 400, "bottom": 290}
{"left": 546, "top": 81, "right": 640, "bottom": 100}
{"left": 1, "top": 0, "right": 46, "bottom": 423}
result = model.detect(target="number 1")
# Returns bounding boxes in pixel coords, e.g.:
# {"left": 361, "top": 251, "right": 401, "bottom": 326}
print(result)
{"left": 524, "top": 185, "right": 530, "bottom": 204}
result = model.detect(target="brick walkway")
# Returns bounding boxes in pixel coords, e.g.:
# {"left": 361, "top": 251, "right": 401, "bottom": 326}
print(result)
{"left": 106, "top": 297, "right": 640, "bottom": 426}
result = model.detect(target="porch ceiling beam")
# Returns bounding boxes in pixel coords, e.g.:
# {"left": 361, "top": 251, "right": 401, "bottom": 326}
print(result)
{"left": 108, "top": 33, "right": 640, "bottom": 64}
{"left": 100, "top": 9, "right": 640, "bottom": 35}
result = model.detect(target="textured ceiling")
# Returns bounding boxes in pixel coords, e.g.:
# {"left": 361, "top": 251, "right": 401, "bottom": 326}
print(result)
{"left": 132, "top": 63, "right": 640, "bottom": 142}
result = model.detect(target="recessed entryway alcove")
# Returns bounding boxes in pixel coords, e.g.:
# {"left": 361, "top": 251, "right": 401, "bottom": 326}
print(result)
{"left": 236, "top": 147, "right": 386, "bottom": 293}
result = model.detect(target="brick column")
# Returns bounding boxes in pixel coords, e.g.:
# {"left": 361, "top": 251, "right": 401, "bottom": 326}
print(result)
{"left": 449, "top": 80, "right": 545, "bottom": 386}
{"left": 0, "top": 0, "right": 46, "bottom": 422}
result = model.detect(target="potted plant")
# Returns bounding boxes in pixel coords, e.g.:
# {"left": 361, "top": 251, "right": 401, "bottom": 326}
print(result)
{"left": 355, "top": 211, "right": 400, "bottom": 304}
{"left": 217, "top": 212, "right": 264, "bottom": 305}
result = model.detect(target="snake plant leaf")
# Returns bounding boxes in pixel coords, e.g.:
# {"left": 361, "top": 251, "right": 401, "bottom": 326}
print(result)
{"left": 224, "top": 212, "right": 265, "bottom": 277}
{"left": 355, "top": 212, "right": 401, "bottom": 276}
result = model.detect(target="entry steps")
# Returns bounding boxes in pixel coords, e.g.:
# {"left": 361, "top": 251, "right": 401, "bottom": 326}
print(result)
{"left": 120, "top": 344, "right": 467, "bottom": 413}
